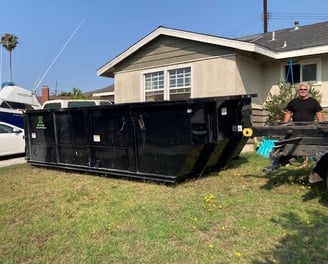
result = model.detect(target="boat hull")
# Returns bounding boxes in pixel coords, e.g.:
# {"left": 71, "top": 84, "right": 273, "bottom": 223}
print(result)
{"left": 0, "top": 108, "right": 24, "bottom": 128}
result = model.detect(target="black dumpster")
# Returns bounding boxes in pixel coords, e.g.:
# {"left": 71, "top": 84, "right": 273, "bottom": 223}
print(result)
{"left": 24, "top": 95, "right": 254, "bottom": 183}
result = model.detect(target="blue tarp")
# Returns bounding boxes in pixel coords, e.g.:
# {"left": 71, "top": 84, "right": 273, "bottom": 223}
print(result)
{"left": 256, "top": 138, "right": 277, "bottom": 158}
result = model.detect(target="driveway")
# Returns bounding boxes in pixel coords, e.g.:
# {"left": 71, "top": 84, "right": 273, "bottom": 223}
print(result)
{"left": 0, "top": 155, "right": 26, "bottom": 168}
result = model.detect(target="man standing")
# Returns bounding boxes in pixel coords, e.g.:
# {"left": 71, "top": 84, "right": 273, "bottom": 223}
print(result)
{"left": 283, "top": 83, "right": 323, "bottom": 167}
{"left": 284, "top": 83, "right": 323, "bottom": 123}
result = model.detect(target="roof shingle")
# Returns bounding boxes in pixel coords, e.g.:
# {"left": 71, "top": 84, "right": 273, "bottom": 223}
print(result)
{"left": 240, "top": 21, "right": 328, "bottom": 51}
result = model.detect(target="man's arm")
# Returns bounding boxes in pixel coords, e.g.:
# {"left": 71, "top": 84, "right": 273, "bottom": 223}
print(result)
{"left": 283, "top": 111, "right": 292, "bottom": 122}
{"left": 316, "top": 111, "right": 323, "bottom": 122}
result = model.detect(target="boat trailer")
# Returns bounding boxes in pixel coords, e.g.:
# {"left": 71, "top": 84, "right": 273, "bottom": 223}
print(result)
{"left": 253, "top": 122, "right": 328, "bottom": 160}
{"left": 253, "top": 122, "right": 328, "bottom": 187}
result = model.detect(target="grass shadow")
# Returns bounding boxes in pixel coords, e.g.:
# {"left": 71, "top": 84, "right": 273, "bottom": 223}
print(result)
{"left": 260, "top": 166, "right": 310, "bottom": 189}
{"left": 261, "top": 165, "right": 328, "bottom": 206}
{"left": 302, "top": 182, "right": 328, "bottom": 206}
{"left": 251, "top": 210, "right": 328, "bottom": 263}
{"left": 242, "top": 159, "right": 328, "bottom": 207}
{"left": 178, "top": 155, "right": 251, "bottom": 185}
{"left": 225, "top": 155, "right": 250, "bottom": 168}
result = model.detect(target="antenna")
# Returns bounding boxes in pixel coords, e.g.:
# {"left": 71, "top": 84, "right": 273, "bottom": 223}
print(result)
{"left": 33, "top": 18, "right": 86, "bottom": 94}
{"left": 0, "top": 46, "right": 2, "bottom": 86}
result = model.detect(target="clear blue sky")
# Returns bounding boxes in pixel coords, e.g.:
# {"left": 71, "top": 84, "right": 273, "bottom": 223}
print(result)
{"left": 1, "top": 0, "right": 327, "bottom": 95}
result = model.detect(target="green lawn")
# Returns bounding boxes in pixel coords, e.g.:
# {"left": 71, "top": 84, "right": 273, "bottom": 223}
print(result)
{"left": 0, "top": 153, "right": 327, "bottom": 263}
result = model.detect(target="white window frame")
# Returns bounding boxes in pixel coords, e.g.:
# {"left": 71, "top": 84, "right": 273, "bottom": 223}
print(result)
{"left": 143, "top": 64, "right": 192, "bottom": 101}
{"left": 280, "top": 58, "right": 322, "bottom": 85}
{"left": 144, "top": 70, "right": 165, "bottom": 100}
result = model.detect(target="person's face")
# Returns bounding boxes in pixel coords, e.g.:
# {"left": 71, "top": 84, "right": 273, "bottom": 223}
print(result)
{"left": 298, "top": 85, "right": 309, "bottom": 98}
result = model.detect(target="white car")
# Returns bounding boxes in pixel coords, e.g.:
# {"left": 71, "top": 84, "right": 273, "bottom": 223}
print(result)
{"left": 0, "top": 122, "right": 25, "bottom": 157}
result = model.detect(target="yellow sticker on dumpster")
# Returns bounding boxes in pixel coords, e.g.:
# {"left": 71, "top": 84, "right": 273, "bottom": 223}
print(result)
{"left": 242, "top": 128, "right": 253, "bottom": 137}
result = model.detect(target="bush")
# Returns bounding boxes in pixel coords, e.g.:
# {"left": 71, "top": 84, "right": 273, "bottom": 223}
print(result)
{"left": 263, "top": 81, "right": 322, "bottom": 123}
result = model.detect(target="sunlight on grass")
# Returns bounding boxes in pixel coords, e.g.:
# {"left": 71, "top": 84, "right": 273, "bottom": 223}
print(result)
{"left": 0, "top": 153, "right": 327, "bottom": 263}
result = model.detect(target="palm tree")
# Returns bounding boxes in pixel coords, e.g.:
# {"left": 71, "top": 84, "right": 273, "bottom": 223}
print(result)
{"left": 0, "top": 33, "right": 19, "bottom": 82}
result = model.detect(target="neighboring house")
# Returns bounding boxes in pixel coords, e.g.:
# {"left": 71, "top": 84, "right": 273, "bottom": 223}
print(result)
{"left": 85, "top": 84, "right": 114, "bottom": 102}
{"left": 39, "top": 84, "right": 115, "bottom": 105}
{"left": 96, "top": 21, "right": 328, "bottom": 122}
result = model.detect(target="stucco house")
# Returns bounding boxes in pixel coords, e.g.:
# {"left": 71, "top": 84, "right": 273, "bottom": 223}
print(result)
{"left": 96, "top": 21, "right": 328, "bottom": 121}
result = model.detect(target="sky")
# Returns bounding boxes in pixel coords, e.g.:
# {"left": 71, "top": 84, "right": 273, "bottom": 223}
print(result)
{"left": 1, "top": 0, "right": 328, "bottom": 95}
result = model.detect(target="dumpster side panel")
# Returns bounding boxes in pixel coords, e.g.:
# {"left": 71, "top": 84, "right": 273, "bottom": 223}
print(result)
{"left": 134, "top": 106, "right": 192, "bottom": 176}
{"left": 206, "top": 97, "right": 252, "bottom": 170}
{"left": 25, "top": 112, "right": 57, "bottom": 162}
{"left": 91, "top": 109, "right": 136, "bottom": 171}
{"left": 55, "top": 110, "right": 91, "bottom": 165}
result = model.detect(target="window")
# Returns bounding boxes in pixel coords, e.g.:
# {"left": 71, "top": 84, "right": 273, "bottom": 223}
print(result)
{"left": 283, "top": 59, "right": 321, "bottom": 84}
{"left": 302, "top": 64, "right": 317, "bottom": 82}
{"left": 0, "top": 101, "right": 26, "bottom": 109}
{"left": 0, "top": 123, "right": 14, "bottom": 133}
{"left": 144, "top": 66, "right": 191, "bottom": 101}
{"left": 42, "top": 102, "right": 62, "bottom": 109}
{"left": 67, "top": 101, "right": 96, "bottom": 108}
{"left": 169, "top": 68, "right": 191, "bottom": 101}
{"left": 144, "top": 71, "right": 164, "bottom": 101}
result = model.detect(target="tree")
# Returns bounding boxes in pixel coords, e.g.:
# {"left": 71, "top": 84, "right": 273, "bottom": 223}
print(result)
{"left": 263, "top": 81, "right": 322, "bottom": 123}
{"left": 0, "top": 33, "right": 19, "bottom": 82}
{"left": 60, "top": 87, "right": 90, "bottom": 99}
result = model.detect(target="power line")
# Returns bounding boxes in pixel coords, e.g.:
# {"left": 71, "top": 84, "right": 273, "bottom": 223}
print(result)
{"left": 33, "top": 18, "right": 86, "bottom": 93}
{"left": 267, "top": 12, "right": 328, "bottom": 20}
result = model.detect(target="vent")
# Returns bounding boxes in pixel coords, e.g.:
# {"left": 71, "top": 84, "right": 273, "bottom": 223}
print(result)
{"left": 281, "top": 41, "right": 287, "bottom": 48}
{"left": 271, "top": 31, "right": 275, "bottom": 41}
{"left": 294, "top": 21, "right": 299, "bottom": 30}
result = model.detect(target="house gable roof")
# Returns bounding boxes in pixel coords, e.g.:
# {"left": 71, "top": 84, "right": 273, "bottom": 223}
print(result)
{"left": 241, "top": 21, "right": 328, "bottom": 52}
{"left": 97, "top": 26, "right": 271, "bottom": 77}
{"left": 97, "top": 22, "right": 328, "bottom": 78}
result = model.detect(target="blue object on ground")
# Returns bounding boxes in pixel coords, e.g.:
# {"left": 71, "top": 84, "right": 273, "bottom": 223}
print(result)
{"left": 256, "top": 138, "right": 277, "bottom": 158}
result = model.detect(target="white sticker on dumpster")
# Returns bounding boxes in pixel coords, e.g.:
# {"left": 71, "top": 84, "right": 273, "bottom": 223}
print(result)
{"left": 221, "top": 107, "right": 227, "bottom": 115}
{"left": 93, "top": 134, "right": 101, "bottom": 142}
{"left": 232, "top": 125, "right": 243, "bottom": 132}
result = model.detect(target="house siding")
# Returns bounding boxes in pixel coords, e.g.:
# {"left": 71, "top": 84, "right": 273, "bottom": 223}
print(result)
{"left": 114, "top": 43, "right": 273, "bottom": 105}
{"left": 115, "top": 54, "right": 263, "bottom": 104}
{"left": 192, "top": 55, "right": 238, "bottom": 98}
{"left": 115, "top": 72, "right": 142, "bottom": 103}
{"left": 320, "top": 56, "right": 328, "bottom": 107}
{"left": 114, "top": 36, "right": 244, "bottom": 103}
{"left": 115, "top": 36, "right": 235, "bottom": 72}
{"left": 235, "top": 54, "right": 263, "bottom": 105}
{"left": 112, "top": 32, "right": 328, "bottom": 118}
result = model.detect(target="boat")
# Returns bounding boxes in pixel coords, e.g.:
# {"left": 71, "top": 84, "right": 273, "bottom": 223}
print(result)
{"left": 0, "top": 82, "right": 41, "bottom": 128}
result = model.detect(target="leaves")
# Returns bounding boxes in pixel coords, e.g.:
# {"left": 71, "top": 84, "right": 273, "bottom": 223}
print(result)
{"left": 1, "top": 33, "right": 19, "bottom": 82}
{"left": 0, "top": 33, "right": 19, "bottom": 52}
{"left": 60, "top": 87, "right": 91, "bottom": 99}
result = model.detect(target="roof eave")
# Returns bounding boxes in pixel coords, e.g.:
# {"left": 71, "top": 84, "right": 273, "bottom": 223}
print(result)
{"left": 97, "top": 27, "right": 328, "bottom": 77}
{"left": 97, "top": 27, "right": 263, "bottom": 77}
{"left": 274, "top": 45, "right": 328, "bottom": 59}
{"left": 92, "top": 91, "right": 115, "bottom": 97}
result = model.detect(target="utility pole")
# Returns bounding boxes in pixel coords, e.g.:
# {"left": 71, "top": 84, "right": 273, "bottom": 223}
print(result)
{"left": 263, "top": 0, "right": 268, "bottom": 33}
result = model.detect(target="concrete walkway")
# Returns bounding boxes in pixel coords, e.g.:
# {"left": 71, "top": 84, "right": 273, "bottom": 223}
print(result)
{"left": 0, "top": 156, "right": 26, "bottom": 168}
